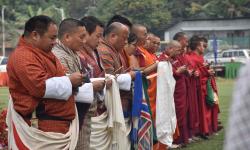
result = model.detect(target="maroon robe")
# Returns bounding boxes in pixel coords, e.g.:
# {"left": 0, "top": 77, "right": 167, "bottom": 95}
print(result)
{"left": 185, "top": 53, "right": 200, "bottom": 136}
{"left": 171, "top": 55, "right": 189, "bottom": 144}
{"left": 188, "top": 51, "right": 217, "bottom": 135}
{"left": 210, "top": 77, "right": 219, "bottom": 132}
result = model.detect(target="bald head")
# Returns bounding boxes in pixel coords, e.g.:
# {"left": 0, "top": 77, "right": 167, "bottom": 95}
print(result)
{"left": 173, "top": 32, "right": 188, "bottom": 49}
{"left": 145, "top": 33, "right": 160, "bottom": 53}
{"left": 104, "top": 22, "right": 129, "bottom": 51}
{"left": 165, "top": 40, "right": 181, "bottom": 56}
{"left": 104, "top": 22, "right": 128, "bottom": 37}
{"left": 132, "top": 24, "right": 146, "bottom": 32}
{"left": 132, "top": 24, "right": 147, "bottom": 46}
{"left": 166, "top": 40, "right": 181, "bottom": 49}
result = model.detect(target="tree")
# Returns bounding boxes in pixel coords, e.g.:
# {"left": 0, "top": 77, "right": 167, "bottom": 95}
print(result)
{"left": 68, "top": 0, "right": 97, "bottom": 19}
{"left": 89, "top": 0, "right": 171, "bottom": 35}
{"left": 185, "top": 0, "right": 250, "bottom": 18}
{"left": 1, "top": 0, "right": 250, "bottom": 46}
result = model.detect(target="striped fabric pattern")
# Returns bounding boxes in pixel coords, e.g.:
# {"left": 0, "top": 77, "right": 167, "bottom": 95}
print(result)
{"left": 97, "top": 40, "right": 123, "bottom": 75}
{"left": 138, "top": 99, "right": 153, "bottom": 150}
{"left": 131, "top": 71, "right": 153, "bottom": 150}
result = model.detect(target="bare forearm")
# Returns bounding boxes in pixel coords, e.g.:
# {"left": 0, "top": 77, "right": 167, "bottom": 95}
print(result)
{"left": 142, "top": 62, "right": 158, "bottom": 75}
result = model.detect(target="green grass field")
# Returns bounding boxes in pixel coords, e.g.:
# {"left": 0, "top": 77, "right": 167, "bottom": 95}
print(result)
{"left": 0, "top": 87, "right": 8, "bottom": 111}
{"left": 0, "top": 78, "right": 234, "bottom": 149}
{"left": 183, "top": 78, "right": 234, "bottom": 150}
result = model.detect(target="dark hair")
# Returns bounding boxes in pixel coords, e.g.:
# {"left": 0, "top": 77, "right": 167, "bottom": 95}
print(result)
{"left": 199, "top": 36, "right": 208, "bottom": 43}
{"left": 189, "top": 35, "right": 202, "bottom": 51}
{"left": 173, "top": 32, "right": 186, "bottom": 41}
{"left": 103, "top": 23, "right": 117, "bottom": 37}
{"left": 81, "top": 16, "right": 104, "bottom": 35}
{"left": 58, "top": 18, "right": 85, "bottom": 39}
{"left": 128, "top": 33, "right": 137, "bottom": 44}
{"left": 106, "top": 15, "right": 132, "bottom": 28}
{"left": 23, "top": 15, "right": 56, "bottom": 37}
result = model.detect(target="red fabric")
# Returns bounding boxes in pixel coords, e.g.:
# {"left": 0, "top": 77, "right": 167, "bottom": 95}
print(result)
{"left": 98, "top": 40, "right": 132, "bottom": 113}
{"left": 97, "top": 40, "right": 122, "bottom": 74}
{"left": 153, "top": 142, "right": 168, "bottom": 150}
{"left": 171, "top": 55, "right": 189, "bottom": 144}
{"left": 184, "top": 53, "right": 219, "bottom": 134}
{"left": 150, "top": 53, "right": 158, "bottom": 62}
{"left": 78, "top": 46, "right": 104, "bottom": 78}
{"left": 0, "top": 72, "right": 8, "bottom": 87}
{"left": 184, "top": 54, "right": 200, "bottom": 136}
{"left": 210, "top": 77, "right": 219, "bottom": 131}
{"left": 211, "top": 104, "right": 219, "bottom": 132}
{"left": 12, "top": 122, "right": 29, "bottom": 150}
{"left": 187, "top": 52, "right": 212, "bottom": 135}
{"left": 158, "top": 53, "right": 169, "bottom": 62}
{"left": 210, "top": 77, "right": 218, "bottom": 94}
{"left": 7, "top": 37, "right": 75, "bottom": 134}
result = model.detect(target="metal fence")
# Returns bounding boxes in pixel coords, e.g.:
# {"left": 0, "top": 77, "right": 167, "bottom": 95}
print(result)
{"left": 207, "top": 36, "right": 250, "bottom": 52}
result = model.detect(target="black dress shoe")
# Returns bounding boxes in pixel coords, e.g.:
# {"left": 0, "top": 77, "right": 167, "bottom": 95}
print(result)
{"left": 200, "top": 134, "right": 209, "bottom": 140}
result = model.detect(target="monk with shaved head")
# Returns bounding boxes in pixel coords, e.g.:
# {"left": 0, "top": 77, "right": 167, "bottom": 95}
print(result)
{"left": 144, "top": 33, "right": 160, "bottom": 61}
{"left": 132, "top": 24, "right": 165, "bottom": 149}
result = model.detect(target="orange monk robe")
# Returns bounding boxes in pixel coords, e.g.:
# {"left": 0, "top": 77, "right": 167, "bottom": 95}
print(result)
{"left": 126, "top": 54, "right": 140, "bottom": 70}
{"left": 121, "top": 49, "right": 140, "bottom": 70}
{"left": 136, "top": 46, "right": 157, "bottom": 121}
{"left": 150, "top": 53, "right": 158, "bottom": 62}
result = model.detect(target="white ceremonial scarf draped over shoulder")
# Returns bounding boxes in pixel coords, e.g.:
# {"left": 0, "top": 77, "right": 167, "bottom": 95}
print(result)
{"left": 156, "top": 61, "right": 177, "bottom": 147}
{"left": 90, "top": 74, "right": 131, "bottom": 150}
{"left": 6, "top": 97, "right": 79, "bottom": 150}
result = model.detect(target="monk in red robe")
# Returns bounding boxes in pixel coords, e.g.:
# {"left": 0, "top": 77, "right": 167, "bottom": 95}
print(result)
{"left": 200, "top": 37, "right": 220, "bottom": 133}
{"left": 174, "top": 32, "right": 200, "bottom": 139}
{"left": 185, "top": 53, "right": 201, "bottom": 137}
{"left": 158, "top": 40, "right": 188, "bottom": 148}
{"left": 171, "top": 48, "right": 189, "bottom": 145}
{"left": 188, "top": 36, "right": 217, "bottom": 137}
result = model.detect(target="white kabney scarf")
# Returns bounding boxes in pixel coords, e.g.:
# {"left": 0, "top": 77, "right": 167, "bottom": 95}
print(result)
{"left": 156, "top": 61, "right": 177, "bottom": 147}
{"left": 90, "top": 74, "right": 131, "bottom": 150}
{"left": 6, "top": 97, "right": 79, "bottom": 150}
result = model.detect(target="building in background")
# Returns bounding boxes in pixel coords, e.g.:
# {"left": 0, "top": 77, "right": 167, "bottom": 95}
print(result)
{"left": 164, "top": 17, "right": 250, "bottom": 52}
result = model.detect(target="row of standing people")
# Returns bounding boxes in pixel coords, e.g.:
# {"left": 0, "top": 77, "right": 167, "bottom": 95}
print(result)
{"left": 127, "top": 25, "right": 221, "bottom": 149}
{"left": 6, "top": 14, "right": 221, "bottom": 150}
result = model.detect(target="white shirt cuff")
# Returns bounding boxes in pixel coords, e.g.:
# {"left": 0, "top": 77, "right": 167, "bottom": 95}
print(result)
{"left": 116, "top": 73, "right": 132, "bottom": 91}
{"left": 75, "top": 83, "right": 94, "bottom": 103}
{"left": 43, "top": 76, "right": 72, "bottom": 100}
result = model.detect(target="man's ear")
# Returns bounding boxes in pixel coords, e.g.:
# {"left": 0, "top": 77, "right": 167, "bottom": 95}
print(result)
{"left": 30, "top": 31, "right": 40, "bottom": 41}
{"left": 64, "top": 33, "right": 71, "bottom": 42}
{"left": 110, "top": 33, "right": 117, "bottom": 39}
